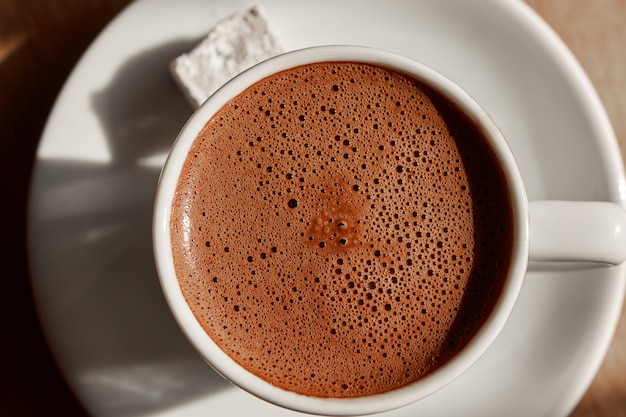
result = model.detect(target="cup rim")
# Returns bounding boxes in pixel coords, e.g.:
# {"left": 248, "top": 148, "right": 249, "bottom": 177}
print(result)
{"left": 153, "top": 45, "right": 530, "bottom": 416}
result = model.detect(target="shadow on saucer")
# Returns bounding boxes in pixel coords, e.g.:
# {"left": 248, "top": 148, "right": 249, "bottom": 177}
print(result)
{"left": 30, "top": 38, "right": 235, "bottom": 416}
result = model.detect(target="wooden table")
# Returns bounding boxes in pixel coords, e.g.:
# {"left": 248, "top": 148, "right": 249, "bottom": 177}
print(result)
{"left": 1, "top": 0, "right": 624, "bottom": 415}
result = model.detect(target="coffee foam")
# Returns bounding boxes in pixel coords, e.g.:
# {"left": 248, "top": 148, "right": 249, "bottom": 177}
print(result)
{"left": 170, "top": 62, "right": 512, "bottom": 397}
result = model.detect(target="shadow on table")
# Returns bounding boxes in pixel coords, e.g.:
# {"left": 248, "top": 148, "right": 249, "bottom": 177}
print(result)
{"left": 29, "top": 38, "right": 234, "bottom": 416}
{"left": 569, "top": 391, "right": 626, "bottom": 417}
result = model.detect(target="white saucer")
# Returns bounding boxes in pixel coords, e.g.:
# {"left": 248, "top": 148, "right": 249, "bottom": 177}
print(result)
{"left": 28, "top": 0, "right": 626, "bottom": 416}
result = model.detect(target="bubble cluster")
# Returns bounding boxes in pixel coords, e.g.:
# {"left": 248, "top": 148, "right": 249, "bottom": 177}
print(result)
{"left": 170, "top": 62, "right": 513, "bottom": 398}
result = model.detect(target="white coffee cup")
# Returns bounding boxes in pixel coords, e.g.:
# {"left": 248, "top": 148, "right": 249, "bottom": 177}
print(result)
{"left": 153, "top": 45, "right": 626, "bottom": 416}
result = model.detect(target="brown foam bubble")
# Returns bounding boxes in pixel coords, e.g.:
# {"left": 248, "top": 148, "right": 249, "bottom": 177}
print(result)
{"left": 170, "top": 62, "right": 513, "bottom": 398}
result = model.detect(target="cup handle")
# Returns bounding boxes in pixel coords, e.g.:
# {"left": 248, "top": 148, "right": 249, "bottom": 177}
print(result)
{"left": 529, "top": 201, "right": 626, "bottom": 265}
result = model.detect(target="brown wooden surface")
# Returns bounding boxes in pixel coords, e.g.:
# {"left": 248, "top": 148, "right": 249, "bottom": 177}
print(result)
{"left": 0, "top": 0, "right": 624, "bottom": 416}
